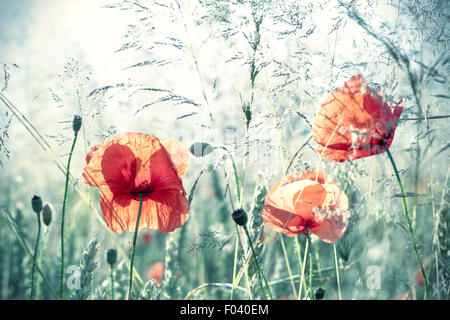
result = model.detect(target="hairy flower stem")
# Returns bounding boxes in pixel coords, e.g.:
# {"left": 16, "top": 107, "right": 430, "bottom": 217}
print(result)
{"left": 298, "top": 236, "right": 309, "bottom": 299}
{"left": 128, "top": 193, "right": 144, "bottom": 300}
{"left": 285, "top": 136, "right": 313, "bottom": 176}
{"left": 294, "top": 236, "right": 307, "bottom": 298}
{"left": 382, "top": 141, "right": 429, "bottom": 299}
{"left": 243, "top": 225, "right": 272, "bottom": 300}
{"left": 280, "top": 236, "right": 298, "bottom": 299}
{"left": 60, "top": 131, "right": 78, "bottom": 299}
{"left": 110, "top": 266, "right": 115, "bottom": 300}
{"left": 333, "top": 243, "right": 342, "bottom": 300}
{"left": 306, "top": 228, "right": 314, "bottom": 300}
{"left": 215, "top": 146, "right": 241, "bottom": 204}
{"left": 31, "top": 212, "right": 41, "bottom": 300}
{"left": 230, "top": 234, "right": 239, "bottom": 300}
{"left": 36, "top": 229, "right": 49, "bottom": 300}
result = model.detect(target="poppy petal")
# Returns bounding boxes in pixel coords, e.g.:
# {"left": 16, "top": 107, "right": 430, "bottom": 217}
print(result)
{"left": 162, "top": 138, "right": 190, "bottom": 178}
{"left": 99, "top": 187, "right": 188, "bottom": 234}
{"left": 150, "top": 147, "right": 185, "bottom": 192}
{"left": 101, "top": 144, "right": 138, "bottom": 196}
{"left": 308, "top": 183, "right": 349, "bottom": 243}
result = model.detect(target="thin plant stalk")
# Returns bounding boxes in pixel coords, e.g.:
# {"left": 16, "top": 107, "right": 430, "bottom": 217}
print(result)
{"left": 36, "top": 229, "right": 49, "bottom": 300}
{"left": 280, "top": 236, "right": 298, "bottom": 299}
{"left": 230, "top": 234, "right": 239, "bottom": 300}
{"left": 128, "top": 193, "right": 144, "bottom": 300}
{"left": 215, "top": 146, "right": 241, "bottom": 204}
{"left": 294, "top": 236, "right": 307, "bottom": 297}
{"left": 298, "top": 235, "right": 309, "bottom": 299}
{"left": 333, "top": 243, "right": 342, "bottom": 300}
{"left": 60, "top": 131, "right": 79, "bottom": 299}
{"left": 30, "top": 212, "right": 41, "bottom": 300}
{"left": 306, "top": 228, "right": 314, "bottom": 300}
{"left": 285, "top": 136, "right": 313, "bottom": 176}
{"left": 110, "top": 266, "right": 115, "bottom": 300}
{"left": 381, "top": 141, "right": 429, "bottom": 299}
{"left": 243, "top": 225, "right": 273, "bottom": 300}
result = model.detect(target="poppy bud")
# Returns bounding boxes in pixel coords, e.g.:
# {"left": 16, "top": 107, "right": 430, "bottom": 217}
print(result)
{"left": 189, "top": 142, "right": 213, "bottom": 157}
{"left": 105, "top": 248, "right": 117, "bottom": 267}
{"left": 72, "top": 115, "right": 82, "bottom": 133}
{"left": 42, "top": 203, "right": 53, "bottom": 226}
{"left": 232, "top": 209, "right": 248, "bottom": 226}
{"left": 31, "top": 195, "right": 43, "bottom": 214}
{"left": 314, "top": 287, "right": 325, "bottom": 300}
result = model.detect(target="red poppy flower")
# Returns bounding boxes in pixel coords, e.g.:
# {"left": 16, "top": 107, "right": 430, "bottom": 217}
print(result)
{"left": 312, "top": 74, "right": 403, "bottom": 162}
{"left": 83, "top": 132, "right": 189, "bottom": 234}
{"left": 261, "top": 171, "right": 349, "bottom": 243}
{"left": 147, "top": 261, "right": 164, "bottom": 284}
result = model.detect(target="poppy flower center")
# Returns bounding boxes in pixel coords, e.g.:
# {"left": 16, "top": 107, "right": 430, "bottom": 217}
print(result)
{"left": 130, "top": 181, "right": 156, "bottom": 200}
{"left": 290, "top": 220, "right": 318, "bottom": 235}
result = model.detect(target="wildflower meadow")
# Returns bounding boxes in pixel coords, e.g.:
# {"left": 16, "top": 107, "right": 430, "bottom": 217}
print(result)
{"left": 0, "top": 0, "right": 448, "bottom": 303}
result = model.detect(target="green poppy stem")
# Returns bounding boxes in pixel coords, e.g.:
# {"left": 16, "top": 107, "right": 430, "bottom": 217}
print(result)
{"left": 36, "top": 229, "right": 48, "bottom": 300}
{"left": 333, "top": 243, "right": 342, "bottom": 300}
{"left": 280, "top": 236, "right": 298, "bottom": 299}
{"left": 243, "top": 225, "right": 273, "bottom": 300}
{"left": 110, "top": 266, "right": 115, "bottom": 300}
{"left": 128, "top": 193, "right": 144, "bottom": 300}
{"left": 381, "top": 140, "right": 429, "bottom": 299}
{"left": 31, "top": 212, "right": 41, "bottom": 300}
{"left": 305, "top": 227, "right": 314, "bottom": 300}
{"left": 294, "top": 236, "right": 308, "bottom": 298}
{"left": 60, "top": 131, "right": 78, "bottom": 300}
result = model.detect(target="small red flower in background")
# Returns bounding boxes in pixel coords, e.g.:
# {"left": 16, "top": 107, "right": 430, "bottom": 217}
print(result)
{"left": 141, "top": 230, "right": 152, "bottom": 244}
{"left": 312, "top": 74, "right": 403, "bottom": 162}
{"left": 415, "top": 257, "right": 431, "bottom": 286}
{"left": 147, "top": 261, "right": 164, "bottom": 284}
{"left": 415, "top": 271, "right": 424, "bottom": 287}
{"left": 83, "top": 132, "right": 189, "bottom": 234}
{"left": 393, "top": 291, "right": 409, "bottom": 300}
{"left": 261, "top": 171, "right": 349, "bottom": 243}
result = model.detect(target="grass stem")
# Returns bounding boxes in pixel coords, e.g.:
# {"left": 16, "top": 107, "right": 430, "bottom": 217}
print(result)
{"left": 60, "top": 132, "right": 78, "bottom": 299}
{"left": 31, "top": 212, "right": 41, "bottom": 300}
{"left": 381, "top": 140, "right": 429, "bottom": 299}
{"left": 243, "top": 225, "right": 272, "bottom": 300}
